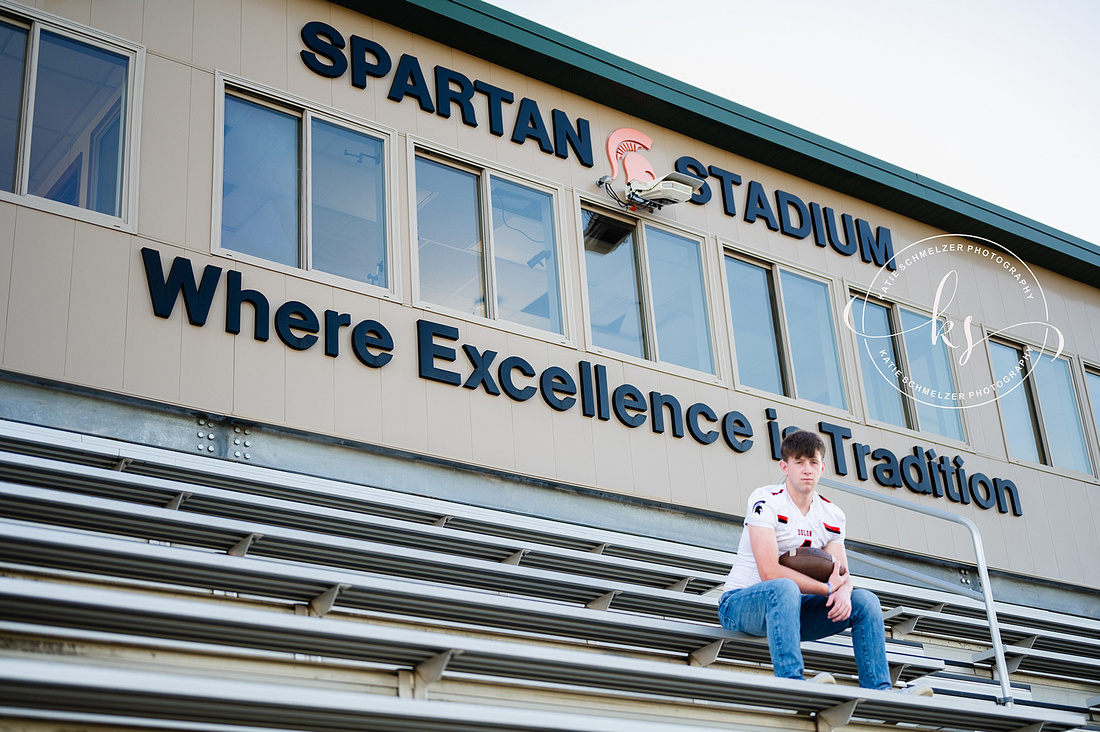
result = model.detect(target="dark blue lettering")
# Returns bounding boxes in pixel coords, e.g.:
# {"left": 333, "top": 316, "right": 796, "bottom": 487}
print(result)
{"left": 540, "top": 366, "right": 577, "bottom": 411}
{"left": 824, "top": 208, "right": 858, "bottom": 256}
{"left": 499, "top": 355, "right": 536, "bottom": 401}
{"left": 435, "top": 66, "right": 477, "bottom": 127}
{"left": 818, "top": 421, "right": 851, "bottom": 475}
{"left": 350, "top": 35, "right": 390, "bottom": 88}
{"left": 324, "top": 310, "right": 351, "bottom": 357}
{"left": 510, "top": 98, "right": 553, "bottom": 153}
{"left": 275, "top": 301, "right": 319, "bottom": 350}
{"left": 225, "top": 270, "right": 268, "bottom": 341}
{"left": 871, "top": 447, "right": 902, "bottom": 488}
{"left": 993, "top": 477, "right": 1023, "bottom": 516}
{"left": 900, "top": 446, "right": 932, "bottom": 494}
{"left": 721, "top": 411, "right": 753, "bottom": 452}
{"left": 686, "top": 403, "right": 719, "bottom": 445}
{"left": 969, "top": 473, "right": 997, "bottom": 510}
{"left": 649, "top": 392, "right": 684, "bottom": 438}
{"left": 708, "top": 165, "right": 742, "bottom": 216}
{"left": 809, "top": 202, "right": 827, "bottom": 247}
{"left": 612, "top": 384, "right": 646, "bottom": 428}
{"left": 776, "top": 190, "right": 811, "bottom": 239}
{"left": 743, "top": 181, "right": 779, "bottom": 230}
{"left": 551, "top": 109, "right": 593, "bottom": 167}
{"left": 851, "top": 442, "right": 872, "bottom": 481}
{"left": 857, "top": 219, "right": 896, "bottom": 270}
{"left": 765, "top": 408, "right": 781, "bottom": 460}
{"left": 300, "top": 21, "right": 346, "bottom": 79}
{"left": 417, "top": 319, "right": 460, "bottom": 385}
{"left": 351, "top": 319, "right": 393, "bottom": 368}
{"left": 140, "top": 247, "right": 221, "bottom": 328}
{"left": 473, "top": 80, "right": 514, "bottom": 137}
{"left": 388, "top": 54, "right": 435, "bottom": 112}
{"left": 463, "top": 345, "right": 500, "bottom": 395}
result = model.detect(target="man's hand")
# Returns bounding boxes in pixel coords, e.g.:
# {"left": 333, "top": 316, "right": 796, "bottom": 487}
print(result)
{"left": 823, "top": 544, "right": 852, "bottom": 622}
{"left": 825, "top": 564, "right": 853, "bottom": 621}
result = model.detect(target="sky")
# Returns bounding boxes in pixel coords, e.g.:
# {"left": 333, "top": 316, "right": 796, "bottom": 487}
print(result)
{"left": 484, "top": 0, "right": 1099, "bottom": 248}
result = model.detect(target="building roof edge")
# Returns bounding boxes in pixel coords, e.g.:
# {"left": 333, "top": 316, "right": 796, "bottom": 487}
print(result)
{"left": 341, "top": 0, "right": 1099, "bottom": 284}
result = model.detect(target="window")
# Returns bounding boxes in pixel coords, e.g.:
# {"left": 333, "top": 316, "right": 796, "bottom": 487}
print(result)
{"left": 582, "top": 209, "right": 714, "bottom": 373}
{"left": 725, "top": 255, "right": 845, "bottom": 409}
{"left": 415, "top": 154, "right": 562, "bottom": 335}
{"left": 848, "top": 296, "right": 965, "bottom": 441}
{"left": 989, "top": 341, "right": 1091, "bottom": 473}
{"left": 1087, "top": 368, "right": 1100, "bottom": 454}
{"left": 1, "top": 12, "right": 138, "bottom": 222}
{"left": 220, "top": 91, "right": 388, "bottom": 288}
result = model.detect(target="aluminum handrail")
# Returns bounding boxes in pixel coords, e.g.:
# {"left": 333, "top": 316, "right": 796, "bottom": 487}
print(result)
{"left": 818, "top": 476, "right": 1015, "bottom": 704}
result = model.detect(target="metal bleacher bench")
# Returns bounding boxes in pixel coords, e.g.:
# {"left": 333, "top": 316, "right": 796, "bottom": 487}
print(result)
{"left": 0, "top": 421, "right": 1093, "bottom": 732}
{"left": 880, "top": 603, "right": 1100, "bottom": 682}
{"left": 0, "top": 571, "right": 1084, "bottom": 732}
{"left": 0, "top": 499, "right": 939, "bottom": 684}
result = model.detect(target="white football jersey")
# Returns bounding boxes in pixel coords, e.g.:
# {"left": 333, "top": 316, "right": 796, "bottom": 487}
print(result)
{"left": 723, "top": 482, "right": 847, "bottom": 592}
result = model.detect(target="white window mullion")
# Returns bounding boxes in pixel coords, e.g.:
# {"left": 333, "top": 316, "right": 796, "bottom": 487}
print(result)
{"left": 635, "top": 225, "right": 657, "bottom": 362}
{"left": 301, "top": 110, "right": 312, "bottom": 272}
{"left": 14, "top": 21, "right": 41, "bottom": 197}
{"left": 771, "top": 268, "right": 797, "bottom": 399}
{"left": 887, "top": 304, "right": 918, "bottom": 429}
{"left": 120, "top": 38, "right": 144, "bottom": 224}
{"left": 481, "top": 171, "right": 497, "bottom": 321}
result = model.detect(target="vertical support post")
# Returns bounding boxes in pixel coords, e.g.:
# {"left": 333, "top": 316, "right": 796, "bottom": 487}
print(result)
{"left": 819, "top": 477, "right": 1013, "bottom": 705}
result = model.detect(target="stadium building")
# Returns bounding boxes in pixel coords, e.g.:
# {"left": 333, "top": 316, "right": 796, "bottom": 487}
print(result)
{"left": 1, "top": 0, "right": 1098, "bottom": 729}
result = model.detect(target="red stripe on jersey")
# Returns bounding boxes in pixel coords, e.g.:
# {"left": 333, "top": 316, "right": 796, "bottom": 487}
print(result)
{"left": 777, "top": 515, "right": 789, "bottom": 524}
{"left": 819, "top": 495, "right": 832, "bottom": 503}
{"left": 824, "top": 523, "right": 841, "bottom": 533}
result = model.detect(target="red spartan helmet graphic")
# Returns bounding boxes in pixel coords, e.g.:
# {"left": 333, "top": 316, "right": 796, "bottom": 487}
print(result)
{"left": 606, "top": 128, "right": 657, "bottom": 185}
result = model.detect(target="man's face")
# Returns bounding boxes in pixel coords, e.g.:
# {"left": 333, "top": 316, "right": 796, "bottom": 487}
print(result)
{"left": 780, "top": 452, "right": 824, "bottom": 492}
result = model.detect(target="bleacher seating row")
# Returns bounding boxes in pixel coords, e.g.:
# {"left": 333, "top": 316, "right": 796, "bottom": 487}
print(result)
{"left": 0, "top": 420, "right": 1096, "bottom": 732}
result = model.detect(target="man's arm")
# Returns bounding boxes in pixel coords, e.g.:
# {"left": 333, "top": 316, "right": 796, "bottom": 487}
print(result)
{"left": 748, "top": 524, "right": 832, "bottom": 595}
{"left": 823, "top": 541, "right": 853, "bottom": 622}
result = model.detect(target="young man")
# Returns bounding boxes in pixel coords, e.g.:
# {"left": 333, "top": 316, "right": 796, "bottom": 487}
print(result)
{"left": 718, "top": 430, "right": 930, "bottom": 694}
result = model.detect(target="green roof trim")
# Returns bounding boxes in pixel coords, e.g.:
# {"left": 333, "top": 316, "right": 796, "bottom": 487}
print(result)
{"left": 343, "top": 0, "right": 1099, "bottom": 285}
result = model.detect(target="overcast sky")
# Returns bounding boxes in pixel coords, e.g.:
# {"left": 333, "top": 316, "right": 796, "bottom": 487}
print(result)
{"left": 485, "top": 0, "right": 1099, "bottom": 248}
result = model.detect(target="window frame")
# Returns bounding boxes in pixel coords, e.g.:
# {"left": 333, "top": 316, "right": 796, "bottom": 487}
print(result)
{"left": 0, "top": 2, "right": 144, "bottom": 231}
{"left": 722, "top": 248, "right": 850, "bottom": 413}
{"left": 212, "top": 73, "right": 399, "bottom": 300}
{"left": 578, "top": 202, "right": 720, "bottom": 378}
{"left": 847, "top": 291, "right": 968, "bottom": 442}
{"left": 410, "top": 141, "right": 573, "bottom": 345}
{"left": 988, "top": 335, "right": 1094, "bottom": 476}
{"left": 1083, "top": 364, "right": 1100, "bottom": 470}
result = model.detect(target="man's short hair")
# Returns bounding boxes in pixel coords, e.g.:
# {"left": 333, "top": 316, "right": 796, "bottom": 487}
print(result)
{"left": 781, "top": 430, "right": 826, "bottom": 461}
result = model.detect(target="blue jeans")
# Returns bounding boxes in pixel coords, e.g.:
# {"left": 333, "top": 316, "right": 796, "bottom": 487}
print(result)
{"left": 718, "top": 579, "right": 891, "bottom": 689}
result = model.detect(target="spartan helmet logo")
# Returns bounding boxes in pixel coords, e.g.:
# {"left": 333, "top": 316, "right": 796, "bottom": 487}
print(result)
{"left": 605, "top": 128, "right": 657, "bottom": 186}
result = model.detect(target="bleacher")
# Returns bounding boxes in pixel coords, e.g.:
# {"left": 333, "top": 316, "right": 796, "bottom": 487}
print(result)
{"left": 0, "top": 420, "right": 1096, "bottom": 732}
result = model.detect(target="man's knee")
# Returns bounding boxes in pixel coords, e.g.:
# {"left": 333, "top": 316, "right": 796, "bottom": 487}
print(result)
{"left": 767, "top": 577, "right": 802, "bottom": 609}
{"left": 851, "top": 588, "right": 883, "bottom": 619}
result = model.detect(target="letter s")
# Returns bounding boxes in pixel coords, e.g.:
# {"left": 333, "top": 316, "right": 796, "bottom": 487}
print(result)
{"left": 300, "top": 21, "right": 348, "bottom": 79}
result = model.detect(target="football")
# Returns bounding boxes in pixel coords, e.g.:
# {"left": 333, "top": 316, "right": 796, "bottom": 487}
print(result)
{"left": 778, "top": 547, "right": 839, "bottom": 583}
